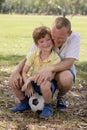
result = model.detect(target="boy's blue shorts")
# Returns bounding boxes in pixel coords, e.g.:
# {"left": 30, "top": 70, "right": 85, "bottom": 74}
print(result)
{"left": 31, "top": 79, "right": 57, "bottom": 96}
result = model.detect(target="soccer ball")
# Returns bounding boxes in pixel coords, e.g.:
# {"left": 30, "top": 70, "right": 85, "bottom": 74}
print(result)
{"left": 29, "top": 93, "right": 44, "bottom": 112}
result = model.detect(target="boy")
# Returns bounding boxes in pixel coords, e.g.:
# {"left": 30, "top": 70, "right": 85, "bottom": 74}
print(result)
{"left": 10, "top": 26, "right": 60, "bottom": 119}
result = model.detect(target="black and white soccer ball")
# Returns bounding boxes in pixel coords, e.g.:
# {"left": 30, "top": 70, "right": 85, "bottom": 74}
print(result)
{"left": 29, "top": 93, "right": 44, "bottom": 112}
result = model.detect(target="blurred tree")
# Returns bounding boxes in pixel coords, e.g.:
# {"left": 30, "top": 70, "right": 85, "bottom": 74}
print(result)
{"left": 0, "top": 0, "right": 5, "bottom": 12}
{"left": 0, "top": 0, "right": 87, "bottom": 15}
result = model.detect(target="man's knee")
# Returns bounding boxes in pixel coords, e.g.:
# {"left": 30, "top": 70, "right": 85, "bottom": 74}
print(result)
{"left": 55, "top": 71, "right": 73, "bottom": 88}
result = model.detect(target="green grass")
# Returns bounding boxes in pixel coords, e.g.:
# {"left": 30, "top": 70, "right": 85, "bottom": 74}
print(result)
{"left": 0, "top": 14, "right": 87, "bottom": 85}
{"left": 0, "top": 14, "right": 54, "bottom": 66}
{"left": 0, "top": 14, "right": 87, "bottom": 130}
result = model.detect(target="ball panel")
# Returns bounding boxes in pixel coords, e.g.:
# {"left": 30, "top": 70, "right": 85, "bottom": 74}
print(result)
{"left": 32, "top": 98, "right": 39, "bottom": 106}
{"left": 29, "top": 93, "right": 44, "bottom": 112}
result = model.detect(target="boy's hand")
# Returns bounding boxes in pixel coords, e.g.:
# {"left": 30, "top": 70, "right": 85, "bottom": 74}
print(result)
{"left": 22, "top": 78, "right": 31, "bottom": 91}
{"left": 25, "top": 86, "right": 34, "bottom": 97}
{"left": 22, "top": 83, "right": 27, "bottom": 91}
{"left": 22, "top": 76, "right": 34, "bottom": 91}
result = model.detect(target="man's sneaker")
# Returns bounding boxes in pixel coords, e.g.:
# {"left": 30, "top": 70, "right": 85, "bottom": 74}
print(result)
{"left": 10, "top": 102, "right": 30, "bottom": 112}
{"left": 39, "top": 105, "right": 53, "bottom": 119}
{"left": 57, "top": 97, "right": 67, "bottom": 110}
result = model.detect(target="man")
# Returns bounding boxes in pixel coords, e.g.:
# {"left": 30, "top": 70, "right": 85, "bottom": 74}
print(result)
{"left": 9, "top": 17, "right": 80, "bottom": 111}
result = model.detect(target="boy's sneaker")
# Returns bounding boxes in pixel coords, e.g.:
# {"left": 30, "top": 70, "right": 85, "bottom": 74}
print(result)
{"left": 57, "top": 97, "right": 67, "bottom": 110}
{"left": 10, "top": 102, "right": 30, "bottom": 112}
{"left": 39, "top": 105, "right": 53, "bottom": 119}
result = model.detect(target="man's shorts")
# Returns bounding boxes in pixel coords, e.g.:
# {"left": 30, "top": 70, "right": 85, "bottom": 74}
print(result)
{"left": 69, "top": 69, "right": 76, "bottom": 82}
{"left": 31, "top": 79, "right": 57, "bottom": 96}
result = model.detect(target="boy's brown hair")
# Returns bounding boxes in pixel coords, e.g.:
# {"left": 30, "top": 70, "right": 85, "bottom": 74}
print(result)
{"left": 54, "top": 17, "right": 71, "bottom": 32}
{"left": 33, "top": 26, "right": 52, "bottom": 44}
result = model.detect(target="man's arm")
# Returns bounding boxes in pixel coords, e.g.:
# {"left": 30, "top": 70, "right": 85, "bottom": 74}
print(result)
{"left": 16, "top": 58, "right": 27, "bottom": 73}
{"left": 9, "top": 58, "right": 27, "bottom": 89}
{"left": 34, "top": 58, "right": 75, "bottom": 85}
{"left": 51, "top": 58, "right": 75, "bottom": 73}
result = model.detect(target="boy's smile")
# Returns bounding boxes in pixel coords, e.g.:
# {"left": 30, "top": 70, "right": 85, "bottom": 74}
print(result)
{"left": 37, "top": 34, "right": 53, "bottom": 53}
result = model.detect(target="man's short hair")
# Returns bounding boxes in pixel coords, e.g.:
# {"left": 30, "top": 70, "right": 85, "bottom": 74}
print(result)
{"left": 55, "top": 17, "right": 71, "bottom": 31}
{"left": 33, "top": 26, "right": 51, "bottom": 44}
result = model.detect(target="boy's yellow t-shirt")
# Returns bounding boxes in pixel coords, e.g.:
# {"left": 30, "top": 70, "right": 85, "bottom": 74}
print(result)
{"left": 25, "top": 50, "right": 60, "bottom": 76}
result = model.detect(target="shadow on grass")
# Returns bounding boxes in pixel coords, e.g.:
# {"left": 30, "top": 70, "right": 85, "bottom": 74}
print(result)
{"left": 0, "top": 54, "right": 25, "bottom": 66}
{"left": 1, "top": 54, "right": 87, "bottom": 71}
{"left": 76, "top": 61, "right": 87, "bottom": 77}
{"left": 76, "top": 61, "right": 87, "bottom": 71}
{"left": 1, "top": 54, "right": 87, "bottom": 68}
{"left": 75, "top": 61, "right": 87, "bottom": 86}
{"left": 0, "top": 57, "right": 87, "bottom": 130}
{"left": 0, "top": 54, "right": 26, "bottom": 81}
{"left": 0, "top": 54, "right": 87, "bottom": 85}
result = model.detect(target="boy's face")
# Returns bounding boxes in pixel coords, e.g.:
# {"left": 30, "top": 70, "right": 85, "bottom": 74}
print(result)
{"left": 37, "top": 34, "right": 53, "bottom": 52}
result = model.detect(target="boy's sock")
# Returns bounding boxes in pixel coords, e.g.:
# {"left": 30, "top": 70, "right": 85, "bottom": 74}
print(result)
{"left": 21, "top": 97, "right": 29, "bottom": 105}
{"left": 44, "top": 103, "right": 51, "bottom": 107}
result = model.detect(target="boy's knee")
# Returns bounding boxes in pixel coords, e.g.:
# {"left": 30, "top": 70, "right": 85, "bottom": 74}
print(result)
{"left": 40, "top": 81, "right": 51, "bottom": 92}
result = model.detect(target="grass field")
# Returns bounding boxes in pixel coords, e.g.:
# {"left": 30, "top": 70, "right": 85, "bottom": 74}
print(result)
{"left": 0, "top": 14, "right": 87, "bottom": 130}
{"left": 0, "top": 14, "right": 87, "bottom": 85}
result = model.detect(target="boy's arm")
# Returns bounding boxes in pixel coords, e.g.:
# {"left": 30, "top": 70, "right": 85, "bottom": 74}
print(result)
{"left": 22, "top": 64, "right": 31, "bottom": 91}
{"left": 22, "top": 64, "right": 30, "bottom": 83}
{"left": 22, "top": 63, "right": 35, "bottom": 92}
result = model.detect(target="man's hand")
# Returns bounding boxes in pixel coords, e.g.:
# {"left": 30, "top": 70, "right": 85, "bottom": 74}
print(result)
{"left": 34, "top": 67, "right": 55, "bottom": 85}
{"left": 9, "top": 70, "right": 23, "bottom": 89}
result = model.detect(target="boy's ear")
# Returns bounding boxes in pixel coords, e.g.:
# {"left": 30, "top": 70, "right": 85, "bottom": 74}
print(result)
{"left": 35, "top": 44, "right": 38, "bottom": 47}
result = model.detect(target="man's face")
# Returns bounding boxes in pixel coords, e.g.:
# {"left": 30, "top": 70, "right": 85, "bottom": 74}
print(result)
{"left": 51, "top": 25, "right": 71, "bottom": 48}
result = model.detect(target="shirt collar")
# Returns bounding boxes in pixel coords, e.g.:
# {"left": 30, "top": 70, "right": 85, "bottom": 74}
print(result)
{"left": 36, "top": 49, "right": 54, "bottom": 62}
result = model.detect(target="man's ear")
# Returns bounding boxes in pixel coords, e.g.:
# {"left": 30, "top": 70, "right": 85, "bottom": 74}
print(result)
{"left": 68, "top": 30, "right": 72, "bottom": 36}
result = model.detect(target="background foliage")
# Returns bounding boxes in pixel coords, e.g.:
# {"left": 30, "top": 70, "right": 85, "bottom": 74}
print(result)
{"left": 0, "top": 0, "right": 87, "bottom": 16}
